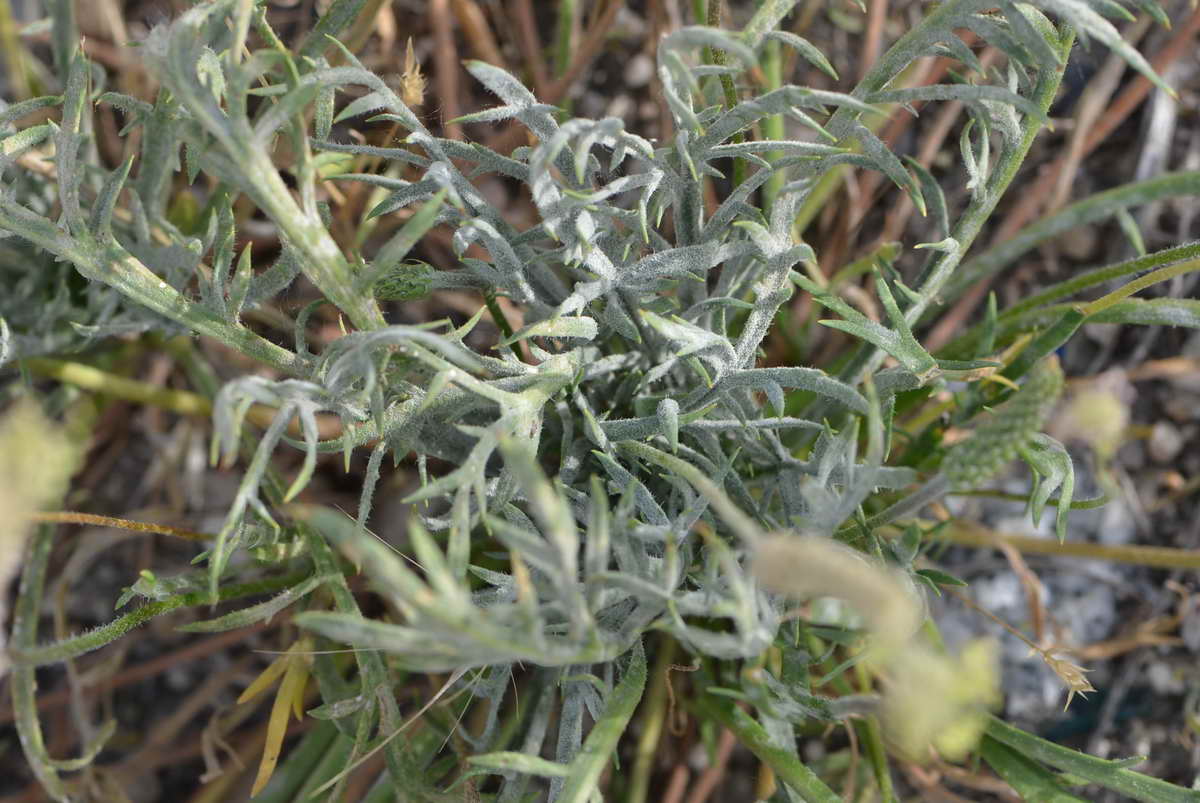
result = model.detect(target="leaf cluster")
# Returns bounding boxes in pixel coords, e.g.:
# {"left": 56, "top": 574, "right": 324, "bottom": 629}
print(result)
{"left": 2, "top": 0, "right": 1198, "bottom": 800}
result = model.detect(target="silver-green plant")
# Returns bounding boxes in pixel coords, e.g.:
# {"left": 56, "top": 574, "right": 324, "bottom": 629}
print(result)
{"left": 3, "top": 0, "right": 1200, "bottom": 799}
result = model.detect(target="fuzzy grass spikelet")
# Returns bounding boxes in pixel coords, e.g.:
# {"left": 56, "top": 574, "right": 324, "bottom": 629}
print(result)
{"left": 942, "top": 356, "right": 1065, "bottom": 488}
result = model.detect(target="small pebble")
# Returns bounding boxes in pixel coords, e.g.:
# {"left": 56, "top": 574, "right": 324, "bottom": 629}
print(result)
{"left": 579, "top": 91, "right": 606, "bottom": 120}
{"left": 624, "top": 54, "right": 654, "bottom": 89}
{"left": 1096, "top": 499, "right": 1136, "bottom": 546}
{"left": 1059, "top": 225, "right": 1099, "bottom": 261}
{"left": 1146, "top": 661, "right": 1185, "bottom": 695}
{"left": 606, "top": 94, "right": 633, "bottom": 121}
{"left": 167, "top": 667, "right": 193, "bottom": 691}
{"left": 1181, "top": 598, "right": 1200, "bottom": 653}
{"left": 1147, "top": 420, "right": 1183, "bottom": 463}
{"left": 1162, "top": 396, "right": 1198, "bottom": 423}
{"left": 1082, "top": 322, "right": 1118, "bottom": 347}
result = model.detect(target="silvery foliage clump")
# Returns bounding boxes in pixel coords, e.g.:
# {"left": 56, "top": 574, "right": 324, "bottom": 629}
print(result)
{"left": 0, "top": 0, "right": 1179, "bottom": 795}
{"left": 0, "top": 132, "right": 167, "bottom": 362}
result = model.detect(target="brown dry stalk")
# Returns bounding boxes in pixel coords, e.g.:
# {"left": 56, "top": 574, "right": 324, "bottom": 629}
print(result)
{"left": 113, "top": 656, "right": 256, "bottom": 778}
{"left": 1124, "top": 355, "right": 1200, "bottom": 381}
{"left": 28, "top": 511, "right": 214, "bottom": 541}
{"left": 432, "top": 0, "right": 465, "bottom": 141}
{"left": 683, "top": 726, "right": 738, "bottom": 803}
{"left": 452, "top": 0, "right": 509, "bottom": 69}
{"left": 859, "top": 0, "right": 889, "bottom": 82}
{"left": 1075, "top": 629, "right": 1183, "bottom": 661}
{"left": 992, "top": 538, "right": 1048, "bottom": 646}
{"left": 930, "top": 759, "right": 1022, "bottom": 801}
{"left": 485, "top": 0, "right": 625, "bottom": 154}
{"left": 842, "top": 713, "right": 860, "bottom": 802}
{"left": 1048, "top": 18, "right": 1154, "bottom": 215}
{"left": 661, "top": 764, "right": 692, "bottom": 803}
{"left": 512, "top": 0, "right": 552, "bottom": 97}
{"left": 901, "top": 763, "right": 983, "bottom": 803}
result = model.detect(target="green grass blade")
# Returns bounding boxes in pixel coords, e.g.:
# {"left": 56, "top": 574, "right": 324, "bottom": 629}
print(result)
{"left": 985, "top": 717, "right": 1200, "bottom": 803}
{"left": 557, "top": 640, "right": 648, "bottom": 803}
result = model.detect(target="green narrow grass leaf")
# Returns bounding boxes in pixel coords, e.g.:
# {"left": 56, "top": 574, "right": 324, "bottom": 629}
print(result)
{"left": 557, "top": 640, "right": 648, "bottom": 803}
{"left": 985, "top": 717, "right": 1200, "bottom": 803}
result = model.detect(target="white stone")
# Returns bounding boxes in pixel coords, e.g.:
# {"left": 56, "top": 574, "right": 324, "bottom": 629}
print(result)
{"left": 624, "top": 54, "right": 654, "bottom": 89}
{"left": 1147, "top": 420, "right": 1183, "bottom": 463}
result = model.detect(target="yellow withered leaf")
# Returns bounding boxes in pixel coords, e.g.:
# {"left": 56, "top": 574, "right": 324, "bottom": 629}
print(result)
{"left": 236, "top": 654, "right": 290, "bottom": 706}
{"left": 250, "top": 653, "right": 309, "bottom": 797}
{"left": 237, "top": 642, "right": 312, "bottom": 798}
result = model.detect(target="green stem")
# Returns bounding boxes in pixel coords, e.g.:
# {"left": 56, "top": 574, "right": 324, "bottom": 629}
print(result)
{"left": 803, "top": 19, "right": 1076, "bottom": 423}
{"left": 703, "top": 0, "right": 745, "bottom": 188}
{"left": 860, "top": 714, "right": 895, "bottom": 801}
{"left": 239, "top": 141, "right": 386, "bottom": 333}
{"left": 757, "top": 0, "right": 785, "bottom": 214}
{"left": 10, "top": 573, "right": 307, "bottom": 667}
{"left": 11, "top": 527, "right": 70, "bottom": 800}
{"left": 0, "top": 202, "right": 309, "bottom": 376}
{"left": 920, "top": 518, "right": 1200, "bottom": 569}
{"left": 482, "top": 288, "right": 530, "bottom": 363}
{"left": 891, "top": 24, "right": 1074, "bottom": 368}
{"left": 693, "top": 692, "right": 841, "bottom": 803}
{"left": 557, "top": 641, "right": 648, "bottom": 803}
{"left": 852, "top": 662, "right": 895, "bottom": 801}
{"left": 1084, "top": 257, "right": 1200, "bottom": 316}
{"left": 943, "top": 241, "right": 1200, "bottom": 358}
{"left": 152, "top": 9, "right": 385, "bottom": 333}
{"left": 947, "top": 488, "right": 1108, "bottom": 510}
{"left": 22, "top": 357, "right": 213, "bottom": 417}
{"left": 628, "top": 638, "right": 677, "bottom": 803}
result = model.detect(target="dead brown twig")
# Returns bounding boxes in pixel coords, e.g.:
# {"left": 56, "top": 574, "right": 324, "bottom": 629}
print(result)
{"left": 993, "top": 537, "right": 1049, "bottom": 647}
{"left": 929, "top": 759, "right": 1022, "bottom": 801}
{"left": 484, "top": 0, "right": 626, "bottom": 154}
{"left": 432, "top": 0, "right": 465, "bottom": 141}
{"left": 1074, "top": 584, "right": 1191, "bottom": 661}
{"left": 683, "top": 726, "right": 737, "bottom": 803}
{"left": 1047, "top": 18, "right": 1154, "bottom": 215}
{"left": 901, "top": 763, "right": 991, "bottom": 803}
{"left": 660, "top": 764, "right": 692, "bottom": 803}
{"left": 452, "top": 0, "right": 509, "bottom": 71}
{"left": 511, "top": 0, "right": 552, "bottom": 97}
{"left": 858, "top": 0, "right": 888, "bottom": 82}
{"left": 109, "top": 655, "right": 257, "bottom": 781}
